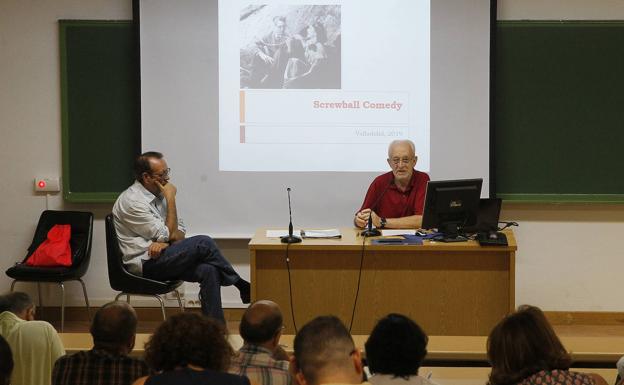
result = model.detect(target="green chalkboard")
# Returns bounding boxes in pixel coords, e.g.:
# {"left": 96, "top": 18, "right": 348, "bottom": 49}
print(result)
{"left": 60, "top": 20, "right": 140, "bottom": 203}
{"left": 494, "top": 21, "right": 624, "bottom": 203}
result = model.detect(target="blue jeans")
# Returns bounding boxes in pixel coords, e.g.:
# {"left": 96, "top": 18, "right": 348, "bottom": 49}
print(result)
{"left": 142, "top": 235, "right": 241, "bottom": 321}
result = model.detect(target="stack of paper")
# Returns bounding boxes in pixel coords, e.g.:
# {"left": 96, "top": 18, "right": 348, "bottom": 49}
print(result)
{"left": 301, "top": 229, "right": 342, "bottom": 239}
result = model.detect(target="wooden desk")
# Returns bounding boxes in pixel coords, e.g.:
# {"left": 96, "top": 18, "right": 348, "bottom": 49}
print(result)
{"left": 249, "top": 228, "right": 517, "bottom": 335}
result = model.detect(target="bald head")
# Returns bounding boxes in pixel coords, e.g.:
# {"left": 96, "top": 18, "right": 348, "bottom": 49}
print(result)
{"left": 240, "top": 300, "right": 283, "bottom": 345}
{"left": 91, "top": 301, "right": 137, "bottom": 352}
{"left": 387, "top": 140, "right": 416, "bottom": 158}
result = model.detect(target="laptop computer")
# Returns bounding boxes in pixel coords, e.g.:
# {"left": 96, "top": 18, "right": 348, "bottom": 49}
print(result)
{"left": 463, "top": 198, "right": 502, "bottom": 234}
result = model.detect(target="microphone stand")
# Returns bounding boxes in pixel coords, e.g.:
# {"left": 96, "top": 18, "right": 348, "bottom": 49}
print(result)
{"left": 360, "top": 181, "right": 393, "bottom": 237}
{"left": 281, "top": 187, "right": 302, "bottom": 244}
{"left": 361, "top": 213, "right": 381, "bottom": 237}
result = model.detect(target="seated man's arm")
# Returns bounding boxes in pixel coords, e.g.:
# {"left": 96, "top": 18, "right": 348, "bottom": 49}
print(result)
{"left": 116, "top": 199, "right": 175, "bottom": 245}
{"left": 371, "top": 213, "right": 423, "bottom": 229}
{"left": 158, "top": 182, "right": 185, "bottom": 242}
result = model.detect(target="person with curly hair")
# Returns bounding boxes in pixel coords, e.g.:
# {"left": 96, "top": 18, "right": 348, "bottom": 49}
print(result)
{"left": 487, "top": 305, "right": 608, "bottom": 385}
{"left": 364, "top": 314, "right": 435, "bottom": 385}
{"left": 132, "top": 313, "right": 250, "bottom": 385}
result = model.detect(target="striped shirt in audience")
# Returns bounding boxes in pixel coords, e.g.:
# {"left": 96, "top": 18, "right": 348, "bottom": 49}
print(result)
{"left": 52, "top": 348, "right": 149, "bottom": 385}
{"left": 229, "top": 344, "right": 292, "bottom": 385}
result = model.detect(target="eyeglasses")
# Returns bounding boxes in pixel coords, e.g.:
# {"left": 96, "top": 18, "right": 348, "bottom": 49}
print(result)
{"left": 390, "top": 157, "right": 414, "bottom": 166}
{"left": 151, "top": 168, "right": 171, "bottom": 178}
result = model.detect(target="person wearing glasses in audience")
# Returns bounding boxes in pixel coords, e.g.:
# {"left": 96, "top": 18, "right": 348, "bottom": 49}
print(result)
{"left": 354, "top": 140, "right": 430, "bottom": 230}
{"left": 112, "top": 151, "right": 251, "bottom": 323}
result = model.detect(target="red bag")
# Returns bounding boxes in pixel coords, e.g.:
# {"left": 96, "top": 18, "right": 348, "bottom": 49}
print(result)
{"left": 25, "top": 224, "right": 72, "bottom": 267}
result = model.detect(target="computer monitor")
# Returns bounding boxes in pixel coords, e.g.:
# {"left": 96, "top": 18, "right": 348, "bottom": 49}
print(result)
{"left": 421, "top": 178, "right": 483, "bottom": 242}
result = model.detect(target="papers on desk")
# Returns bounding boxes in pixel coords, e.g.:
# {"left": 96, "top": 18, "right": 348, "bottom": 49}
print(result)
{"left": 265, "top": 229, "right": 342, "bottom": 239}
{"left": 381, "top": 229, "right": 417, "bottom": 236}
{"left": 301, "top": 229, "right": 342, "bottom": 239}
{"left": 266, "top": 230, "right": 301, "bottom": 238}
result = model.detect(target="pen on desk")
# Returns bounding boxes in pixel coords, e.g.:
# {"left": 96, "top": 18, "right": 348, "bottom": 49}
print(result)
{"left": 426, "top": 372, "right": 432, "bottom": 380}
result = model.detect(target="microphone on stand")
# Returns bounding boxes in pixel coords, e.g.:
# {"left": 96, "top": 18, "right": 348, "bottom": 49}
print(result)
{"left": 360, "top": 180, "right": 393, "bottom": 237}
{"left": 281, "top": 187, "right": 302, "bottom": 244}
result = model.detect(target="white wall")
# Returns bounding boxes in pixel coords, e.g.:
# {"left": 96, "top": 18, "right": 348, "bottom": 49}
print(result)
{"left": 0, "top": 0, "right": 623, "bottom": 312}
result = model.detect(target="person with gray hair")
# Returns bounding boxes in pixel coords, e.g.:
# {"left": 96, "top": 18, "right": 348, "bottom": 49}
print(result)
{"left": 0, "top": 292, "right": 65, "bottom": 385}
{"left": 354, "top": 140, "right": 430, "bottom": 230}
{"left": 52, "top": 301, "right": 149, "bottom": 385}
{"left": 291, "top": 316, "right": 368, "bottom": 385}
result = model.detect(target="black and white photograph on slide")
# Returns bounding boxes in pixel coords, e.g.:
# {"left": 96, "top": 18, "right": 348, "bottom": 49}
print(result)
{"left": 239, "top": 5, "right": 342, "bottom": 89}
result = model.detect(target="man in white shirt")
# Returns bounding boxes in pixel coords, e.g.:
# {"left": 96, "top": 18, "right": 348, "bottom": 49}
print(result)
{"left": 112, "top": 151, "right": 250, "bottom": 322}
{"left": 0, "top": 292, "right": 65, "bottom": 385}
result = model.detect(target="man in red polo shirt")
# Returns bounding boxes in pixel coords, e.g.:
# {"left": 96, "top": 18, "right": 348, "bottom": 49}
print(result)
{"left": 354, "top": 140, "right": 430, "bottom": 229}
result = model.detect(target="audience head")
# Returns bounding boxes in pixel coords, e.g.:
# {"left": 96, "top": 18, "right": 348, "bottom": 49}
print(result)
{"left": 144, "top": 312, "right": 232, "bottom": 372}
{"left": 0, "top": 292, "right": 35, "bottom": 321}
{"left": 240, "top": 300, "right": 284, "bottom": 349}
{"left": 292, "top": 315, "right": 362, "bottom": 385}
{"left": 0, "top": 335, "right": 13, "bottom": 385}
{"left": 90, "top": 301, "right": 138, "bottom": 355}
{"left": 365, "top": 313, "right": 428, "bottom": 378}
{"left": 487, "top": 305, "right": 571, "bottom": 385}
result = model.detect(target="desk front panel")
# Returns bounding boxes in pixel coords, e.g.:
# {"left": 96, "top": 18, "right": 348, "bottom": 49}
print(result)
{"left": 252, "top": 244, "right": 513, "bottom": 335}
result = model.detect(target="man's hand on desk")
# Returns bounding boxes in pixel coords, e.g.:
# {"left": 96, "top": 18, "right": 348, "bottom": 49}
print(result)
{"left": 148, "top": 242, "right": 169, "bottom": 259}
{"left": 354, "top": 208, "right": 381, "bottom": 228}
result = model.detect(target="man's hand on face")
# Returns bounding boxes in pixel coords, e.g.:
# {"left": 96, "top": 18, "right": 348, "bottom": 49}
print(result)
{"left": 156, "top": 180, "right": 177, "bottom": 200}
{"left": 148, "top": 242, "right": 169, "bottom": 259}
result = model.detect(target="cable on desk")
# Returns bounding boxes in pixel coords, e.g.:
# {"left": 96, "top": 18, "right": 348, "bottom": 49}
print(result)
{"left": 284, "top": 242, "right": 298, "bottom": 333}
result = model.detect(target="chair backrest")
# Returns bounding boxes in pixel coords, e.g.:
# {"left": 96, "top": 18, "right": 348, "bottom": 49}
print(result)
{"left": 105, "top": 214, "right": 133, "bottom": 291}
{"left": 25, "top": 210, "right": 93, "bottom": 275}
{"left": 105, "top": 214, "right": 177, "bottom": 294}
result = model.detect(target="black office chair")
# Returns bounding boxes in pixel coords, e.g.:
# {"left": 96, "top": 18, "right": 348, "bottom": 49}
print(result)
{"left": 6, "top": 210, "right": 93, "bottom": 332}
{"left": 105, "top": 214, "right": 183, "bottom": 319}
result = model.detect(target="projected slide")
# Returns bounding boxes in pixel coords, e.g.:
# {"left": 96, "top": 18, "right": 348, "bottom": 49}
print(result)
{"left": 219, "top": 0, "right": 430, "bottom": 172}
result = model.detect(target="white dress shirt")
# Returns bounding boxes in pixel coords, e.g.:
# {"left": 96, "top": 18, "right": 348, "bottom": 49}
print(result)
{"left": 112, "top": 180, "right": 186, "bottom": 275}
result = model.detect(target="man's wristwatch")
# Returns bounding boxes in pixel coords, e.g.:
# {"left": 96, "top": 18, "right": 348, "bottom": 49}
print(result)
{"left": 380, "top": 217, "right": 387, "bottom": 229}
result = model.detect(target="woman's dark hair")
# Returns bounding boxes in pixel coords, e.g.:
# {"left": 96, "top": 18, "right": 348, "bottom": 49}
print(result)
{"left": 0, "top": 335, "right": 13, "bottom": 385}
{"left": 487, "top": 305, "right": 572, "bottom": 385}
{"left": 144, "top": 313, "right": 233, "bottom": 372}
{"left": 365, "top": 313, "right": 428, "bottom": 378}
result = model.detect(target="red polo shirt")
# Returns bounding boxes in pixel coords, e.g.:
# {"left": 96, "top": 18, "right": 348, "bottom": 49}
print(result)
{"left": 358, "top": 170, "right": 430, "bottom": 218}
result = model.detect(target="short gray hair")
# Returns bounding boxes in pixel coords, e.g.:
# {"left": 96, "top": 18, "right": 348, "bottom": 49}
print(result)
{"left": 387, "top": 140, "right": 416, "bottom": 158}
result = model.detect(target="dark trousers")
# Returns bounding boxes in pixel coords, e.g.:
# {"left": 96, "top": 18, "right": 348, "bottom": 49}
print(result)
{"left": 142, "top": 235, "right": 240, "bottom": 321}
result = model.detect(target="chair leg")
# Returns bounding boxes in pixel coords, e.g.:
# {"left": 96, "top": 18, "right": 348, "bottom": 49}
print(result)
{"left": 127, "top": 295, "right": 130, "bottom": 304}
{"left": 37, "top": 283, "right": 44, "bottom": 319}
{"left": 155, "top": 295, "right": 166, "bottom": 320}
{"left": 58, "top": 282, "right": 65, "bottom": 333}
{"left": 78, "top": 279, "right": 91, "bottom": 321}
{"left": 10, "top": 280, "right": 17, "bottom": 292}
{"left": 174, "top": 290, "right": 184, "bottom": 312}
